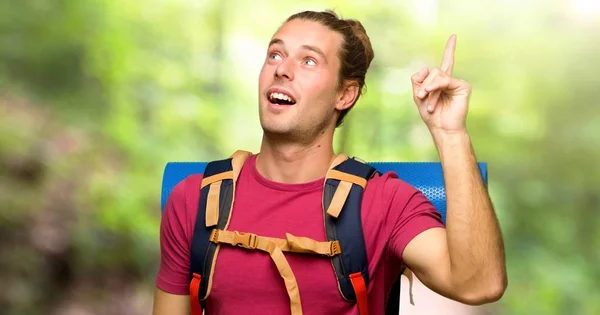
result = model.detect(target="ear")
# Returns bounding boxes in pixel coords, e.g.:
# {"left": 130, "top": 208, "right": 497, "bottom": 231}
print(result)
{"left": 335, "top": 81, "right": 360, "bottom": 111}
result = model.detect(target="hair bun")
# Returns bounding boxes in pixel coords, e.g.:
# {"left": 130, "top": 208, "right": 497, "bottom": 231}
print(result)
{"left": 346, "top": 19, "right": 374, "bottom": 68}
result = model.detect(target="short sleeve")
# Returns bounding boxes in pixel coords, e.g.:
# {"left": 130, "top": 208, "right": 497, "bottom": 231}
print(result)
{"left": 156, "top": 177, "right": 195, "bottom": 295}
{"left": 387, "top": 179, "right": 445, "bottom": 263}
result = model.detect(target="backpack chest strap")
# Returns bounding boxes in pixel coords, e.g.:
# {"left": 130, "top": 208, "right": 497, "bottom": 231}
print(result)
{"left": 209, "top": 229, "right": 344, "bottom": 315}
{"left": 210, "top": 229, "right": 342, "bottom": 257}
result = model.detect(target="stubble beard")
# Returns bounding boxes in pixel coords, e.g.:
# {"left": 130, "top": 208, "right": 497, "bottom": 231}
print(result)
{"left": 260, "top": 110, "right": 335, "bottom": 146}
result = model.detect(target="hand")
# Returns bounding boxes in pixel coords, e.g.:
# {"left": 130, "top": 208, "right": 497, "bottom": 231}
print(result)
{"left": 411, "top": 35, "right": 472, "bottom": 135}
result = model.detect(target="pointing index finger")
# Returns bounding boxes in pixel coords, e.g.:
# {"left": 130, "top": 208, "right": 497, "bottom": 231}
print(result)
{"left": 441, "top": 34, "right": 457, "bottom": 75}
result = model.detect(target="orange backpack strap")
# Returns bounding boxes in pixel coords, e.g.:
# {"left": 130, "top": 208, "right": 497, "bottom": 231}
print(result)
{"left": 207, "top": 228, "right": 344, "bottom": 315}
{"left": 323, "top": 154, "right": 377, "bottom": 315}
{"left": 210, "top": 229, "right": 341, "bottom": 257}
{"left": 189, "top": 150, "right": 251, "bottom": 312}
{"left": 209, "top": 229, "right": 306, "bottom": 315}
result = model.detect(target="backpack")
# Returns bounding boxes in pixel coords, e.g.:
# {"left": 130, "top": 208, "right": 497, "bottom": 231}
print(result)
{"left": 187, "top": 150, "right": 412, "bottom": 315}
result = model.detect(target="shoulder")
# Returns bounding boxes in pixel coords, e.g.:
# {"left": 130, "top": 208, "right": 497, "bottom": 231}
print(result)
{"left": 156, "top": 173, "right": 204, "bottom": 294}
{"left": 363, "top": 169, "right": 442, "bottom": 226}
{"left": 365, "top": 170, "right": 422, "bottom": 203}
{"left": 162, "top": 173, "right": 204, "bottom": 242}
{"left": 167, "top": 173, "right": 204, "bottom": 207}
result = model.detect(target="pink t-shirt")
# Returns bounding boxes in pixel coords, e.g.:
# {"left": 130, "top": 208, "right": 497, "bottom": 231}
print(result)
{"left": 157, "top": 154, "right": 444, "bottom": 314}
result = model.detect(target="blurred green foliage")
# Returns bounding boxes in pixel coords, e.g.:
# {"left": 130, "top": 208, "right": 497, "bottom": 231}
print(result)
{"left": 1, "top": 0, "right": 598, "bottom": 314}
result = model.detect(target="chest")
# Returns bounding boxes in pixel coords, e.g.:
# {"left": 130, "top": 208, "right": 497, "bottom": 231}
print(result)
{"left": 203, "top": 183, "right": 388, "bottom": 314}
{"left": 206, "top": 186, "right": 355, "bottom": 313}
{"left": 226, "top": 186, "right": 328, "bottom": 239}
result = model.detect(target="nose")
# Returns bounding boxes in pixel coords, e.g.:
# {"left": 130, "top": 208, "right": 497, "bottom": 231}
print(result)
{"left": 275, "top": 58, "right": 294, "bottom": 81}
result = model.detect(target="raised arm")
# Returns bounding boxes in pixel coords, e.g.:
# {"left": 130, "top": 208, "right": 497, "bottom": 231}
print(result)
{"left": 401, "top": 35, "right": 507, "bottom": 305}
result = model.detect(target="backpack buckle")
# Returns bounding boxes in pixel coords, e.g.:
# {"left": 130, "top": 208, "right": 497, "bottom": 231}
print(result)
{"left": 330, "top": 240, "right": 342, "bottom": 256}
{"left": 209, "top": 229, "right": 220, "bottom": 243}
{"left": 233, "top": 231, "right": 258, "bottom": 250}
{"left": 352, "top": 156, "right": 366, "bottom": 164}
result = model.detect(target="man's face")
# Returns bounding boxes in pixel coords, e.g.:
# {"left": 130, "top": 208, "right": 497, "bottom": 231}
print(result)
{"left": 258, "top": 19, "right": 344, "bottom": 140}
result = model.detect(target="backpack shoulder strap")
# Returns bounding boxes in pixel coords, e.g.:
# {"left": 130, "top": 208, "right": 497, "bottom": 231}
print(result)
{"left": 323, "top": 154, "right": 377, "bottom": 315}
{"left": 189, "top": 150, "right": 251, "bottom": 314}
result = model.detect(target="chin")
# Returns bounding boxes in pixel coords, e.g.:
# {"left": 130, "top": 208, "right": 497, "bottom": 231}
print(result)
{"left": 260, "top": 118, "right": 302, "bottom": 140}
{"left": 260, "top": 120, "right": 291, "bottom": 135}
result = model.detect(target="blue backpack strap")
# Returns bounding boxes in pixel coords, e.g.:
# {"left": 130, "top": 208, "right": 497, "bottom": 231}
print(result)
{"left": 189, "top": 151, "right": 251, "bottom": 312}
{"left": 323, "top": 155, "right": 377, "bottom": 311}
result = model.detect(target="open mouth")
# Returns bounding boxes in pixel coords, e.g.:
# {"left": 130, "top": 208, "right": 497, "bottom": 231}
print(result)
{"left": 268, "top": 91, "right": 296, "bottom": 106}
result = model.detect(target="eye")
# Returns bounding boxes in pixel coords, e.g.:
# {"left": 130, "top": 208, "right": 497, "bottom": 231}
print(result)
{"left": 268, "top": 53, "right": 282, "bottom": 60}
{"left": 303, "top": 58, "right": 317, "bottom": 66}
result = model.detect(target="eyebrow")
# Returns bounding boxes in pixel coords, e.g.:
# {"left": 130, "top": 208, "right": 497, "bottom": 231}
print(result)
{"left": 268, "top": 38, "right": 328, "bottom": 64}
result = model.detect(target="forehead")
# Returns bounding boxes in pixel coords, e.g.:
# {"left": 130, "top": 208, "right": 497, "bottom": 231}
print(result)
{"left": 271, "top": 19, "right": 343, "bottom": 58}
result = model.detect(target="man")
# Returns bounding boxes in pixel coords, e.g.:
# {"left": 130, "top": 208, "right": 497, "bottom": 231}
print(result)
{"left": 153, "top": 10, "right": 507, "bottom": 315}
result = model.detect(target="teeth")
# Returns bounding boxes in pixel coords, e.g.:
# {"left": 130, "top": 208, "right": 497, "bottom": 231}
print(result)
{"left": 269, "top": 92, "right": 293, "bottom": 103}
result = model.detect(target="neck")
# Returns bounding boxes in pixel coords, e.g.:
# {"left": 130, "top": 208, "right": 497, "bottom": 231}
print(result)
{"left": 256, "top": 129, "right": 337, "bottom": 184}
